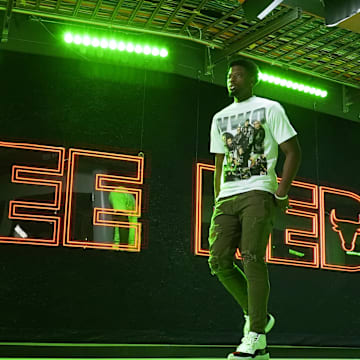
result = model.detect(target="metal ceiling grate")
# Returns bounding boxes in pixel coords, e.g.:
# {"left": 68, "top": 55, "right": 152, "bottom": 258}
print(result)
{"left": 1, "top": 0, "right": 359, "bottom": 87}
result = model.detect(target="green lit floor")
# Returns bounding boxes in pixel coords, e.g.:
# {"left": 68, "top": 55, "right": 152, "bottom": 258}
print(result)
{"left": 0, "top": 343, "right": 359, "bottom": 359}
{"left": 0, "top": 357, "right": 352, "bottom": 360}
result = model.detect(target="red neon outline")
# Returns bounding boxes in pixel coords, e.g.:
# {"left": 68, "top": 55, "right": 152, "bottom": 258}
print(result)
{"left": 266, "top": 179, "right": 319, "bottom": 268}
{"left": 329, "top": 209, "right": 360, "bottom": 252}
{"left": 0, "top": 141, "right": 65, "bottom": 246}
{"left": 320, "top": 186, "right": 360, "bottom": 272}
{"left": 194, "top": 163, "right": 214, "bottom": 257}
{"left": 63, "top": 148, "right": 144, "bottom": 251}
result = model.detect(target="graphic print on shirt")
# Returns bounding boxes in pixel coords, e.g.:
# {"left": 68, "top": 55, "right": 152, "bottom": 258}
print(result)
{"left": 216, "top": 107, "right": 267, "bottom": 182}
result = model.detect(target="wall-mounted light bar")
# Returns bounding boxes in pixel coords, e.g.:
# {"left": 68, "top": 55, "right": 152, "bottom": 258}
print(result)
{"left": 259, "top": 72, "right": 328, "bottom": 98}
{"left": 63, "top": 32, "right": 169, "bottom": 58}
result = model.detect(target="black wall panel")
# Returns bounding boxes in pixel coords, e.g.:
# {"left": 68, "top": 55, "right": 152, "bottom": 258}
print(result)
{"left": 0, "top": 51, "right": 359, "bottom": 346}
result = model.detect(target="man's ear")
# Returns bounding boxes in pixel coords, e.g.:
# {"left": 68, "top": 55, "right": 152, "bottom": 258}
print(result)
{"left": 249, "top": 75, "right": 255, "bottom": 88}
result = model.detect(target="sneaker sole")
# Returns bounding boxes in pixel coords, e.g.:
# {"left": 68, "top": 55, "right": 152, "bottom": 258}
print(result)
{"left": 227, "top": 352, "right": 270, "bottom": 360}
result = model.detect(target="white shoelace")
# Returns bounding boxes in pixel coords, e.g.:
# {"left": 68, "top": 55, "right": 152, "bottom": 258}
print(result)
{"left": 236, "top": 332, "right": 260, "bottom": 351}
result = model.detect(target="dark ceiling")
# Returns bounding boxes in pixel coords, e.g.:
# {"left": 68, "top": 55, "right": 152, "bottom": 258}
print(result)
{"left": 0, "top": 0, "right": 358, "bottom": 90}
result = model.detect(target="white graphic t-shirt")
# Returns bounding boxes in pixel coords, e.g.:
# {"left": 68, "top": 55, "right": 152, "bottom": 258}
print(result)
{"left": 210, "top": 96, "right": 297, "bottom": 199}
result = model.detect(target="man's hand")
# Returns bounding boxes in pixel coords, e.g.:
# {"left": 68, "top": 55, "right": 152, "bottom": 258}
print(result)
{"left": 274, "top": 195, "right": 290, "bottom": 212}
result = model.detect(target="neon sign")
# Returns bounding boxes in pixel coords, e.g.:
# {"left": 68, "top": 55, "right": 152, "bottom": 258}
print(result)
{"left": 6, "top": 142, "right": 65, "bottom": 247}
{"left": 0, "top": 141, "right": 144, "bottom": 252}
{"left": 329, "top": 209, "right": 360, "bottom": 252}
{"left": 195, "top": 163, "right": 360, "bottom": 272}
{"left": 319, "top": 187, "right": 360, "bottom": 272}
{"left": 1, "top": 142, "right": 359, "bottom": 272}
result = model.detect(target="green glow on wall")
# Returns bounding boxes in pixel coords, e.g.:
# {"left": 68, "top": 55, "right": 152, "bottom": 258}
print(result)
{"left": 259, "top": 72, "right": 328, "bottom": 98}
{"left": 64, "top": 32, "right": 169, "bottom": 58}
{"left": 346, "top": 251, "right": 360, "bottom": 257}
{"left": 289, "top": 249, "right": 305, "bottom": 257}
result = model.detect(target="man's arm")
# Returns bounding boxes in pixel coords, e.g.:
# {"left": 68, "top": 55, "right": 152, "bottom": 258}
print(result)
{"left": 214, "top": 153, "right": 225, "bottom": 201}
{"left": 276, "top": 135, "right": 302, "bottom": 210}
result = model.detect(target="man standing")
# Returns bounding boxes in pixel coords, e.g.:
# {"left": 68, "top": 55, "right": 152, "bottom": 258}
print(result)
{"left": 208, "top": 58, "right": 301, "bottom": 360}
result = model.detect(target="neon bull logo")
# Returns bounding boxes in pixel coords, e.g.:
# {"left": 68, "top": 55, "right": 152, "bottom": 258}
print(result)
{"left": 330, "top": 209, "right": 360, "bottom": 252}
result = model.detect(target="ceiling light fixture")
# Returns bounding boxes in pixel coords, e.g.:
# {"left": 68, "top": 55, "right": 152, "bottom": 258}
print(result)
{"left": 63, "top": 32, "right": 169, "bottom": 58}
{"left": 259, "top": 72, "right": 328, "bottom": 98}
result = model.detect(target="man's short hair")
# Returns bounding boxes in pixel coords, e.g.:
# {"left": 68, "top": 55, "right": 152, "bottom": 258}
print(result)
{"left": 228, "top": 58, "right": 260, "bottom": 86}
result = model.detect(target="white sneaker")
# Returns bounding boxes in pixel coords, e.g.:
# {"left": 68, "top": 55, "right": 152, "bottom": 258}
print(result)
{"left": 227, "top": 332, "right": 269, "bottom": 360}
{"left": 243, "top": 314, "right": 275, "bottom": 336}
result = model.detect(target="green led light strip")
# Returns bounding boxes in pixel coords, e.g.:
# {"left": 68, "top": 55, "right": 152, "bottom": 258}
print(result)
{"left": 346, "top": 251, "right": 360, "bottom": 257}
{"left": 63, "top": 32, "right": 169, "bottom": 58}
{"left": 289, "top": 249, "right": 305, "bottom": 257}
{"left": 259, "top": 72, "right": 328, "bottom": 98}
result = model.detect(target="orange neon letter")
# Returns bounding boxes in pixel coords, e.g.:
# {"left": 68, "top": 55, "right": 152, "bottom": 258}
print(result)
{"left": 0, "top": 141, "right": 65, "bottom": 246}
{"left": 266, "top": 179, "right": 319, "bottom": 268}
{"left": 63, "top": 148, "right": 144, "bottom": 251}
{"left": 194, "top": 163, "right": 215, "bottom": 257}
